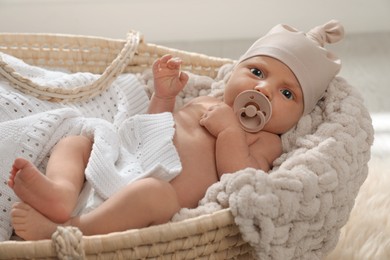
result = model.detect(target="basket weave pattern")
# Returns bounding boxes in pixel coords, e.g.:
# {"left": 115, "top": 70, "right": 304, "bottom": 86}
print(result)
{"left": 0, "top": 32, "right": 233, "bottom": 102}
{"left": 1, "top": 209, "right": 253, "bottom": 259}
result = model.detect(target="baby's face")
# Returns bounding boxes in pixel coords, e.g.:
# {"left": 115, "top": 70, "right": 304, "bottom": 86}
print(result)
{"left": 224, "top": 56, "right": 304, "bottom": 134}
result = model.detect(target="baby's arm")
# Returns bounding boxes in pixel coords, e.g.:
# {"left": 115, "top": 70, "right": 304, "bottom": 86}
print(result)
{"left": 148, "top": 55, "right": 189, "bottom": 114}
{"left": 200, "top": 103, "right": 282, "bottom": 177}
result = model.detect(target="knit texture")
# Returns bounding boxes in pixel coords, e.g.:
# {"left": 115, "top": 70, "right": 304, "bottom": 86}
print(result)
{"left": 86, "top": 112, "right": 181, "bottom": 199}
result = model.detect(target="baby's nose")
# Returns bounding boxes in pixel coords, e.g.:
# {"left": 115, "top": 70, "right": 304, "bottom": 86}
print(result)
{"left": 254, "top": 85, "right": 272, "bottom": 101}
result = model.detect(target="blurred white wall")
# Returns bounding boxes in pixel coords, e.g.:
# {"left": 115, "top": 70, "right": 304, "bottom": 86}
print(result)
{"left": 0, "top": 0, "right": 390, "bottom": 114}
{"left": 0, "top": 0, "right": 389, "bottom": 42}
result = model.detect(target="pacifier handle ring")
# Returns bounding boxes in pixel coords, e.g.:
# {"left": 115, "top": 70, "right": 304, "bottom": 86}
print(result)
{"left": 237, "top": 107, "right": 267, "bottom": 132}
{"left": 255, "top": 110, "right": 267, "bottom": 130}
{"left": 233, "top": 90, "right": 272, "bottom": 133}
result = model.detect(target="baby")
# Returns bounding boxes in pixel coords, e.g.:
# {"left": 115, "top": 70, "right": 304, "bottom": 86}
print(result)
{"left": 8, "top": 20, "right": 344, "bottom": 240}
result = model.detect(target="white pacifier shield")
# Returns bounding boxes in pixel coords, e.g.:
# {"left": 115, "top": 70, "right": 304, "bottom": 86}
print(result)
{"left": 233, "top": 90, "right": 272, "bottom": 132}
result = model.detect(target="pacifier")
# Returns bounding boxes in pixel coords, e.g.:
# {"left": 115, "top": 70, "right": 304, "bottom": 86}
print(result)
{"left": 233, "top": 90, "right": 272, "bottom": 133}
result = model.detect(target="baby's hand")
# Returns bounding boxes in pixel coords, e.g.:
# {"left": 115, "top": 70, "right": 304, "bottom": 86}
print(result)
{"left": 152, "top": 54, "right": 189, "bottom": 100}
{"left": 199, "top": 103, "right": 242, "bottom": 137}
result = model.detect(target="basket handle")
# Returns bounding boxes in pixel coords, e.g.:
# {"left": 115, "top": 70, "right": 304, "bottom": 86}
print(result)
{"left": 0, "top": 31, "right": 141, "bottom": 102}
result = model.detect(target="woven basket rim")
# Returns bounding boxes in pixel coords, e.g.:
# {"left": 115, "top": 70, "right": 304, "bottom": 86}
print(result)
{"left": 0, "top": 208, "right": 248, "bottom": 259}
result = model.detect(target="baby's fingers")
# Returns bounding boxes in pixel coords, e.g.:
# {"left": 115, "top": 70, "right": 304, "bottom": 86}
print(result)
{"left": 152, "top": 54, "right": 172, "bottom": 71}
{"left": 199, "top": 112, "right": 206, "bottom": 125}
{"left": 160, "top": 54, "right": 173, "bottom": 62}
{"left": 166, "top": 57, "right": 183, "bottom": 70}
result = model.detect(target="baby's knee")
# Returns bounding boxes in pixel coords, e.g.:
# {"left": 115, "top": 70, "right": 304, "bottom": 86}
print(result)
{"left": 56, "top": 136, "right": 92, "bottom": 158}
{"left": 57, "top": 135, "right": 91, "bottom": 148}
{"left": 142, "top": 178, "right": 181, "bottom": 224}
{"left": 147, "top": 178, "right": 179, "bottom": 206}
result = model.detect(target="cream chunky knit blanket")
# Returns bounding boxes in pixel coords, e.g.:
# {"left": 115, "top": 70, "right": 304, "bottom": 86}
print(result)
{"left": 0, "top": 53, "right": 373, "bottom": 260}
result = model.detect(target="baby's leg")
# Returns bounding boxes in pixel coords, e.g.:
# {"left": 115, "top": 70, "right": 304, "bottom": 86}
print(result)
{"left": 11, "top": 178, "right": 181, "bottom": 240}
{"left": 71, "top": 177, "right": 181, "bottom": 235}
{"left": 8, "top": 135, "right": 92, "bottom": 223}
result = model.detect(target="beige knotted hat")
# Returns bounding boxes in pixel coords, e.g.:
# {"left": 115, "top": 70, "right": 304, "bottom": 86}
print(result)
{"left": 238, "top": 20, "right": 344, "bottom": 115}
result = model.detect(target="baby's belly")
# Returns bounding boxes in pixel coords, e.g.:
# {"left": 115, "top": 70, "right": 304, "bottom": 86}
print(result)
{"left": 171, "top": 121, "right": 219, "bottom": 208}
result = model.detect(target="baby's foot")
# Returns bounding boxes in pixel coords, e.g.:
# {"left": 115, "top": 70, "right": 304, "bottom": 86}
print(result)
{"left": 8, "top": 158, "right": 72, "bottom": 223}
{"left": 11, "top": 202, "right": 58, "bottom": 240}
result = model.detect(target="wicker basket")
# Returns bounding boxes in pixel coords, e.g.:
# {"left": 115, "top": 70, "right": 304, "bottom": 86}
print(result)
{"left": 0, "top": 32, "right": 253, "bottom": 259}
{"left": 0, "top": 209, "right": 253, "bottom": 259}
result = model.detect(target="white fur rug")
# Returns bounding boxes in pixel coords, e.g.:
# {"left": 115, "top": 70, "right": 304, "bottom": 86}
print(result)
{"left": 325, "top": 113, "right": 390, "bottom": 259}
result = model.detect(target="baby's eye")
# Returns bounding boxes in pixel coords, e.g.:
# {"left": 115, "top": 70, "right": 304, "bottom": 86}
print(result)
{"left": 250, "top": 68, "right": 264, "bottom": 78}
{"left": 280, "top": 89, "right": 294, "bottom": 100}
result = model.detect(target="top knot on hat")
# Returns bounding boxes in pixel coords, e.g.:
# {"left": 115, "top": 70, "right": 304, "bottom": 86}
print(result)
{"left": 238, "top": 20, "right": 345, "bottom": 115}
{"left": 306, "top": 20, "right": 344, "bottom": 47}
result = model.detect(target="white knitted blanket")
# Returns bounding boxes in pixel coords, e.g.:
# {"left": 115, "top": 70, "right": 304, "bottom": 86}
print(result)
{"left": 0, "top": 53, "right": 182, "bottom": 241}
{"left": 0, "top": 53, "right": 374, "bottom": 260}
